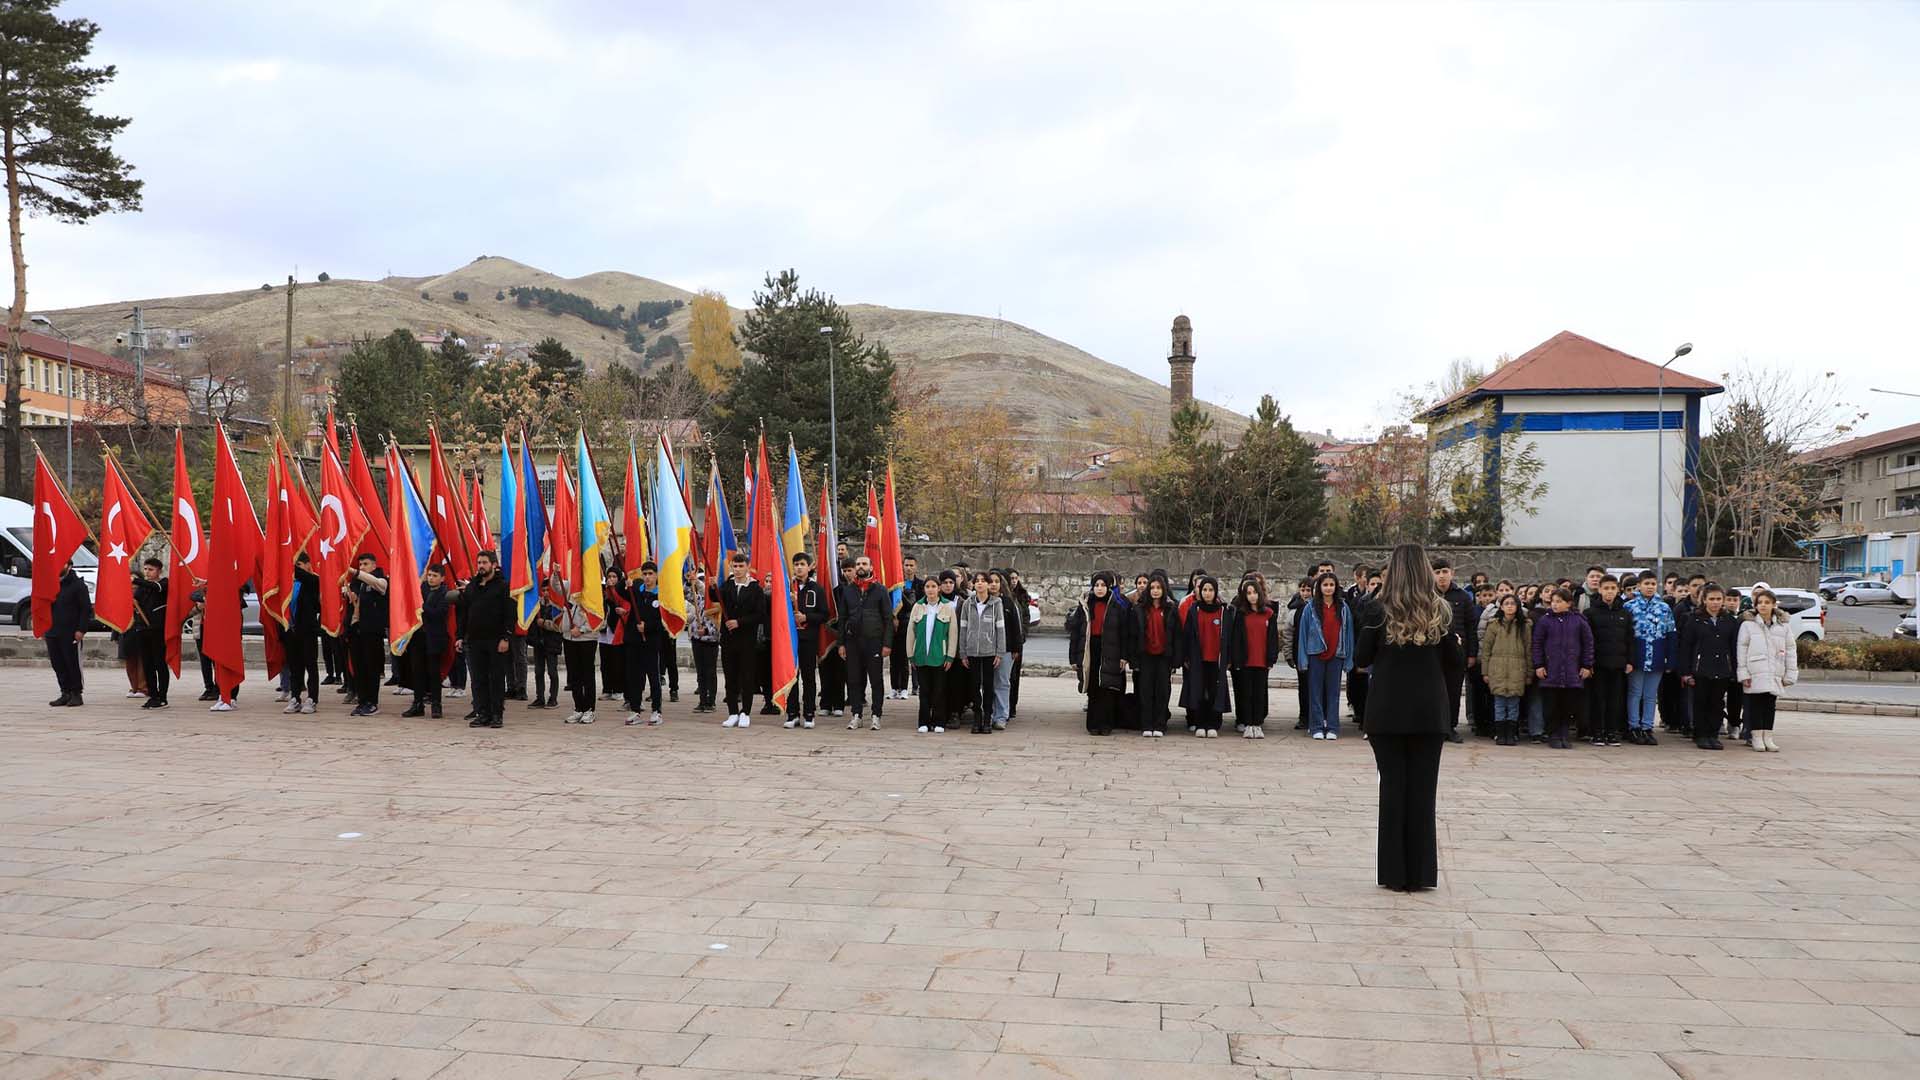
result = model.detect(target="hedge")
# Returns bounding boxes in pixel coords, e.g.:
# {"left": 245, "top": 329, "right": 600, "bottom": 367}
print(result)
{"left": 1798, "top": 638, "right": 1920, "bottom": 672}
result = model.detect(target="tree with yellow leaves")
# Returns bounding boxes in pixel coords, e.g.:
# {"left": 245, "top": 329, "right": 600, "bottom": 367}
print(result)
{"left": 687, "top": 290, "right": 741, "bottom": 393}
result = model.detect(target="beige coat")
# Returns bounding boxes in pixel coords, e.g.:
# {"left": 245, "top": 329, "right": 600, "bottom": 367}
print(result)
{"left": 1735, "top": 612, "right": 1798, "bottom": 695}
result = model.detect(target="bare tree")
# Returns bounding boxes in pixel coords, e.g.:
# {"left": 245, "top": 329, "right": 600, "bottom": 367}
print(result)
{"left": 1695, "top": 364, "right": 1866, "bottom": 557}
{"left": 183, "top": 333, "right": 275, "bottom": 424}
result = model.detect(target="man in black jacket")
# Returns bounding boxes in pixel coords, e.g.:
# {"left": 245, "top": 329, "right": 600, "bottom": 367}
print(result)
{"left": 1432, "top": 557, "right": 1478, "bottom": 743}
{"left": 718, "top": 552, "right": 765, "bottom": 726}
{"left": 836, "top": 553, "right": 894, "bottom": 731}
{"left": 1678, "top": 584, "right": 1739, "bottom": 750}
{"left": 47, "top": 561, "right": 93, "bottom": 706}
{"left": 282, "top": 552, "right": 321, "bottom": 714}
{"left": 134, "top": 558, "right": 170, "bottom": 710}
{"left": 786, "top": 551, "right": 828, "bottom": 729}
{"left": 624, "top": 562, "right": 666, "bottom": 724}
{"left": 403, "top": 563, "right": 450, "bottom": 719}
{"left": 457, "top": 551, "right": 514, "bottom": 728}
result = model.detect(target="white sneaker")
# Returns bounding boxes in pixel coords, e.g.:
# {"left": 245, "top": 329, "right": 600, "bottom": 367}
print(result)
{"left": 1143, "top": 730, "right": 1154, "bottom": 737}
{"left": 917, "top": 725, "right": 929, "bottom": 734}
{"left": 785, "top": 718, "right": 801, "bottom": 729}
{"left": 1205, "top": 729, "right": 1219, "bottom": 738}
{"left": 448, "top": 688, "right": 466, "bottom": 698}
{"left": 801, "top": 718, "right": 813, "bottom": 729}
{"left": 738, "top": 715, "right": 751, "bottom": 728}
{"left": 722, "top": 714, "right": 740, "bottom": 728}
{"left": 283, "top": 700, "right": 302, "bottom": 714}
{"left": 1312, "top": 731, "right": 1327, "bottom": 740}
{"left": 1751, "top": 732, "right": 1766, "bottom": 751}
{"left": 300, "top": 700, "right": 315, "bottom": 714}
{"left": 870, "top": 715, "right": 881, "bottom": 731}
{"left": 273, "top": 690, "right": 288, "bottom": 702}
{"left": 626, "top": 712, "right": 643, "bottom": 726}
{"left": 579, "top": 711, "right": 595, "bottom": 724}
{"left": 1253, "top": 728, "right": 1266, "bottom": 739}
{"left": 210, "top": 701, "right": 233, "bottom": 712}
{"left": 1326, "top": 732, "right": 1337, "bottom": 741}
{"left": 1194, "top": 728, "right": 1206, "bottom": 737}
{"left": 848, "top": 714, "right": 861, "bottom": 730}
{"left": 393, "top": 686, "right": 412, "bottom": 696}
{"left": 647, "top": 712, "right": 663, "bottom": 726}
{"left": 1241, "top": 728, "right": 1253, "bottom": 739}
{"left": 1763, "top": 732, "right": 1778, "bottom": 751}
{"left": 933, "top": 726, "right": 945, "bottom": 733}
{"left": 564, "top": 711, "right": 582, "bottom": 723}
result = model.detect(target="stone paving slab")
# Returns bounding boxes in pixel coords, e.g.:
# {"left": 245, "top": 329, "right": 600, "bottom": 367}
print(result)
{"left": 1, "top": 668, "right": 1919, "bottom": 1077}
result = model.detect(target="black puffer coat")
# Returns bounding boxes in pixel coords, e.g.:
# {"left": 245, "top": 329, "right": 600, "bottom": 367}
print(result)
{"left": 1678, "top": 609, "right": 1740, "bottom": 681}
{"left": 1584, "top": 595, "right": 1635, "bottom": 672}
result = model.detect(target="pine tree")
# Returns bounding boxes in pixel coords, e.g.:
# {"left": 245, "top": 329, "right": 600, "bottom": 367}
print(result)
{"left": 334, "top": 330, "right": 439, "bottom": 443}
{"left": 715, "top": 270, "right": 898, "bottom": 517}
{"left": 1, "top": 1, "right": 143, "bottom": 496}
{"left": 529, "top": 336, "right": 583, "bottom": 384}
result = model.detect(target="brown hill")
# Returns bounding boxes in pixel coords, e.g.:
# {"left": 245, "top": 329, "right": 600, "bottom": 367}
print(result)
{"left": 41, "top": 256, "right": 1241, "bottom": 445}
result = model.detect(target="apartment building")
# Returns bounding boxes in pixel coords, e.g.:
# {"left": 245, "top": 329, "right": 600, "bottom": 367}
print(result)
{"left": 1802, "top": 420, "right": 1920, "bottom": 587}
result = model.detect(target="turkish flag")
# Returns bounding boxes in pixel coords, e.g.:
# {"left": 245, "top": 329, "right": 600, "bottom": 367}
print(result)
{"left": 93, "top": 454, "right": 156, "bottom": 633}
{"left": 205, "top": 425, "right": 262, "bottom": 701}
{"left": 30, "top": 451, "right": 88, "bottom": 638}
{"left": 316, "top": 442, "right": 367, "bottom": 638}
{"left": 164, "top": 431, "right": 205, "bottom": 677}
{"left": 426, "top": 425, "right": 482, "bottom": 581}
{"left": 347, "top": 426, "right": 390, "bottom": 566}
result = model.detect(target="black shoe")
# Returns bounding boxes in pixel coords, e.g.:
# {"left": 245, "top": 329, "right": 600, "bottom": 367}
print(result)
{"left": 334, "top": 685, "right": 352, "bottom": 695}
{"left": 1294, "top": 719, "right": 1308, "bottom": 731}
{"left": 759, "top": 704, "right": 780, "bottom": 715}
{"left": 544, "top": 695, "right": 558, "bottom": 708}
{"left": 362, "top": 704, "right": 379, "bottom": 716}
{"left": 67, "top": 695, "right": 82, "bottom": 707}
{"left": 321, "top": 675, "right": 339, "bottom": 685}
{"left": 199, "top": 689, "right": 219, "bottom": 702}
{"left": 401, "top": 706, "right": 425, "bottom": 718}
{"left": 462, "top": 710, "right": 478, "bottom": 721}
{"left": 469, "top": 717, "right": 488, "bottom": 727}
{"left": 670, "top": 690, "right": 679, "bottom": 703}
{"left": 350, "top": 705, "right": 368, "bottom": 717}
{"left": 1606, "top": 734, "right": 1621, "bottom": 746}
{"left": 1696, "top": 739, "right": 1714, "bottom": 750}
{"left": 430, "top": 706, "right": 442, "bottom": 718}
{"left": 49, "top": 694, "right": 71, "bottom": 707}
{"left": 1446, "top": 730, "right": 1463, "bottom": 743}
{"left": 487, "top": 718, "right": 503, "bottom": 728}
{"left": 1644, "top": 732, "right": 1658, "bottom": 745}
{"left": 526, "top": 699, "right": 547, "bottom": 710}
{"left": 149, "top": 700, "right": 169, "bottom": 710}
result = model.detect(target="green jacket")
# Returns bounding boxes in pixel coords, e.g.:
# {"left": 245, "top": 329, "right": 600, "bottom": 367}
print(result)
{"left": 1481, "top": 614, "right": 1533, "bottom": 698}
{"left": 906, "top": 599, "right": 956, "bottom": 666}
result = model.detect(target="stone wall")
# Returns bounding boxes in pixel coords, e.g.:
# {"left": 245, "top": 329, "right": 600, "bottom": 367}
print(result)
{"left": 893, "top": 543, "right": 1817, "bottom": 623}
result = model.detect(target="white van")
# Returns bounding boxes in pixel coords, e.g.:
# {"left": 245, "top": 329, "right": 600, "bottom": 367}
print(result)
{"left": 0, "top": 495, "right": 97, "bottom": 631}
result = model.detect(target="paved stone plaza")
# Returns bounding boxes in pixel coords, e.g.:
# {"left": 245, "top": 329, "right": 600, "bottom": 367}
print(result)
{"left": 3, "top": 667, "right": 1920, "bottom": 1079}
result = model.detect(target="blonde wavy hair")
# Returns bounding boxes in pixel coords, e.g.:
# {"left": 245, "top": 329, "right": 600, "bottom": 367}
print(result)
{"left": 1381, "top": 542, "right": 1454, "bottom": 646}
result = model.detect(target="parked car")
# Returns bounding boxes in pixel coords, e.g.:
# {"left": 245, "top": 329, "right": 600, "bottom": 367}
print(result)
{"left": 0, "top": 495, "right": 98, "bottom": 632}
{"left": 1897, "top": 609, "right": 1916, "bottom": 640}
{"left": 1764, "top": 587, "right": 1827, "bottom": 643}
{"left": 1835, "top": 579, "right": 1899, "bottom": 606}
{"left": 1817, "top": 573, "right": 1856, "bottom": 594}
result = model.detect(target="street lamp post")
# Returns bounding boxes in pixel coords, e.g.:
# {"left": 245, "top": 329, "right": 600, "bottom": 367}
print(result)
{"left": 29, "top": 315, "right": 74, "bottom": 489}
{"left": 819, "top": 324, "right": 838, "bottom": 531}
{"left": 1654, "top": 342, "right": 1694, "bottom": 587}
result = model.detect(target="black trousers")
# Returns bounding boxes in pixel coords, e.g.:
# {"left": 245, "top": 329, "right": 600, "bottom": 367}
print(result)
{"left": 1136, "top": 655, "right": 1172, "bottom": 733}
{"left": 788, "top": 640, "right": 818, "bottom": 717}
{"left": 564, "top": 640, "right": 597, "bottom": 713}
{"left": 967, "top": 657, "right": 998, "bottom": 725}
{"left": 845, "top": 643, "right": 885, "bottom": 716}
{"left": 1746, "top": 690, "right": 1778, "bottom": 731}
{"left": 1691, "top": 677, "right": 1731, "bottom": 742}
{"left": 917, "top": 665, "right": 947, "bottom": 727}
{"left": 721, "top": 635, "right": 756, "bottom": 713}
{"left": 1008, "top": 654, "right": 1022, "bottom": 718}
{"left": 890, "top": 626, "right": 910, "bottom": 691}
{"left": 818, "top": 648, "right": 845, "bottom": 710}
{"left": 413, "top": 646, "right": 443, "bottom": 709}
{"left": 349, "top": 634, "right": 385, "bottom": 706}
{"left": 141, "top": 628, "right": 169, "bottom": 704}
{"left": 1658, "top": 671, "right": 1685, "bottom": 731}
{"left": 467, "top": 640, "right": 506, "bottom": 722}
{"left": 627, "top": 636, "right": 660, "bottom": 712}
{"left": 692, "top": 640, "right": 718, "bottom": 707}
{"left": 1295, "top": 675, "right": 1309, "bottom": 727}
{"left": 199, "top": 643, "right": 215, "bottom": 693}
{"left": 600, "top": 642, "right": 625, "bottom": 698}
{"left": 506, "top": 636, "right": 527, "bottom": 696}
{"left": 1232, "top": 668, "right": 1269, "bottom": 728}
{"left": 659, "top": 635, "right": 678, "bottom": 693}
{"left": 1370, "top": 732, "right": 1445, "bottom": 891}
{"left": 321, "top": 633, "right": 342, "bottom": 678}
{"left": 48, "top": 636, "right": 83, "bottom": 695}
{"left": 1469, "top": 676, "right": 1493, "bottom": 735}
{"left": 1189, "top": 661, "right": 1223, "bottom": 731}
{"left": 448, "top": 647, "right": 467, "bottom": 690}
{"left": 1589, "top": 669, "right": 1625, "bottom": 737}
{"left": 1543, "top": 686, "right": 1585, "bottom": 742}
{"left": 1348, "top": 670, "right": 1371, "bottom": 730}
{"left": 1726, "top": 683, "right": 1746, "bottom": 733}
{"left": 1442, "top": 660, "right": 1465, "bottom": 731}
{"left": 285, "top": 631, "right": 319, "bottom": 703}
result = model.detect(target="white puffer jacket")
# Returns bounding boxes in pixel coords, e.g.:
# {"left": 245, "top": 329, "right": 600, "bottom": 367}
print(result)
{"left": 1736, "top": 613, "right": 1798, "bottom": 695}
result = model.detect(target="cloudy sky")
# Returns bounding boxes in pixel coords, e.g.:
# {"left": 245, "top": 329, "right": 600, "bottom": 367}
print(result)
{"left": 27, "top": 0, "right": 1920, "bottom": 435}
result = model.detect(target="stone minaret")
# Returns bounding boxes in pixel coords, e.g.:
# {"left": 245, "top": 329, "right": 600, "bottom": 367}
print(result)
{"left": 1168, "top": 315, "right": 1194, "bottom": 417}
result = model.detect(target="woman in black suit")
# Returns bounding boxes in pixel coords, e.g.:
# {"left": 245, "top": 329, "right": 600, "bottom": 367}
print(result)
{"left": 1353, "top": 542, "right": 1463, "bottom": 892}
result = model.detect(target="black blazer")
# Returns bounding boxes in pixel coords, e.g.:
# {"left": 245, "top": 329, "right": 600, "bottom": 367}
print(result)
{"left": 418, "top": 582, "right": 450, "bottom": 652}
{"left": 1354, "top": 610, "right": 1463, "bottom": 736}
{"left": 719, "top": 578, "right": 766, "bottom": 646}
{"left": 1134, "top": 600, "right": 1182, "bottom": 666}
{"left": 49, "top": 571, "right": 93, "bottom": 637}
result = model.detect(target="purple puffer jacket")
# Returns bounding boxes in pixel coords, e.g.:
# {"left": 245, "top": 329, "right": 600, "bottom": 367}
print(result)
{"left": 1530, "top": 609, "right": 1595, "bottom": 689}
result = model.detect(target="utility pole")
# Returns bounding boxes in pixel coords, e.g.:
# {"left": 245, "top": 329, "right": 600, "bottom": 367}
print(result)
{"left": 129, "top": 305, "right": 148, "bottom": 424}
{"left": 283, "top": 274, "right": 295, "bottom": 428}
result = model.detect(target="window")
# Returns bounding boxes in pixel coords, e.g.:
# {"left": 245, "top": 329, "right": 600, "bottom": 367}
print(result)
{"left": 1848, "top": 501, "right": 1862, "bottom": 521}
{"left": 1066, "top": 517, "right": 1080, "bottom": 532}
{"left": 1030, "top": 521, "right": 1043, "bottom": 535}
{"left": 1898, "top": 494, "right": 1920, "bottom": 514}
{"left": 1095, "top": 517, "right": 1107, "bottom": 533}
{"left": 1875, "top": 498, "right": 1888, "bottom": 519}
{"left": 1776, "top": 595, "right": 1813, "bottom": 614}
{"left": 1900, "top": 451, "right": 1920, "bottom": 470}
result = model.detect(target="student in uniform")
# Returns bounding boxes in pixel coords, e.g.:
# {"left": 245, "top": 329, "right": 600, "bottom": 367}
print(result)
{"left": 1067, "top": 571, "right": 1137, "bottom": 737}
{"left": 955, "top": 572, "right": 1008, "bottom": 735}
{"left": 908, "top": 575, "right": 955, "bottom": 733}
{"left": 988, "top": 569, "right": 1024, "bottom": 730}
{"left": 345, "top": 554, "right": 389, "bottom": 717}
{"left": 1678, "top": 584, "right": 1739, "bottom": 751}
{"left": 1583, "top": 573, "right": 1634, "bottom": 746}
{"left": 46, "top": 561, "right": 92, "bottom": 707}
{"left": 282, "top": 552, "right": 321, "bottom": 715}
{"left": 1480, "top": 593, "right": 1531, "bottom": 745}
{"left": 888, "top": 554, "right": 919, "bottom": 701}
{"left": 134, "top": 558, "right": 170, "bottom": 711}
{"left": 559, "top": 586, "right": 601, "bottom": 725}
{"left": 1180, "top": 576, "right": 1228, "bottom": 736}
{"left": 623, "top": 562, "right": 666, "bottom": 725}
{"left": 402, "top": 563, "right": 450, "bottom": 719}
{"left": 1296, "top": 573, "right": 1353, "bottom": 740}
{"left": 1006, "top": 568, "right": 1035, "bottom": 721}
{"left": 687, "top": 569, "right": 720, "bottom": 713}
{"left": 1736, "top": 587, "right": 1796, "bottom": 752}
{"left": 1530, "top": 588, "right": 1593, "bottom": 750}
{"left": 599, "top": 567, "right": 626, "bottom": 705}
{"left": 526, "top": 570, "right": 564, "bottom": 711}
{"left": 1133, "top": 575, "right": 1181, "bottom": 737}
{"left": 719, "top": 553, "right": 766, "bottom": 727}
{"left": 786, "top": 552, "right": 828, "bottom": 729}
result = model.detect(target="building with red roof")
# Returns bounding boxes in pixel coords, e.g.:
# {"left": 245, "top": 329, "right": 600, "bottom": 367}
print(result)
{"left": 1415, "top": 331, "right": 1722, "bottom": 557}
